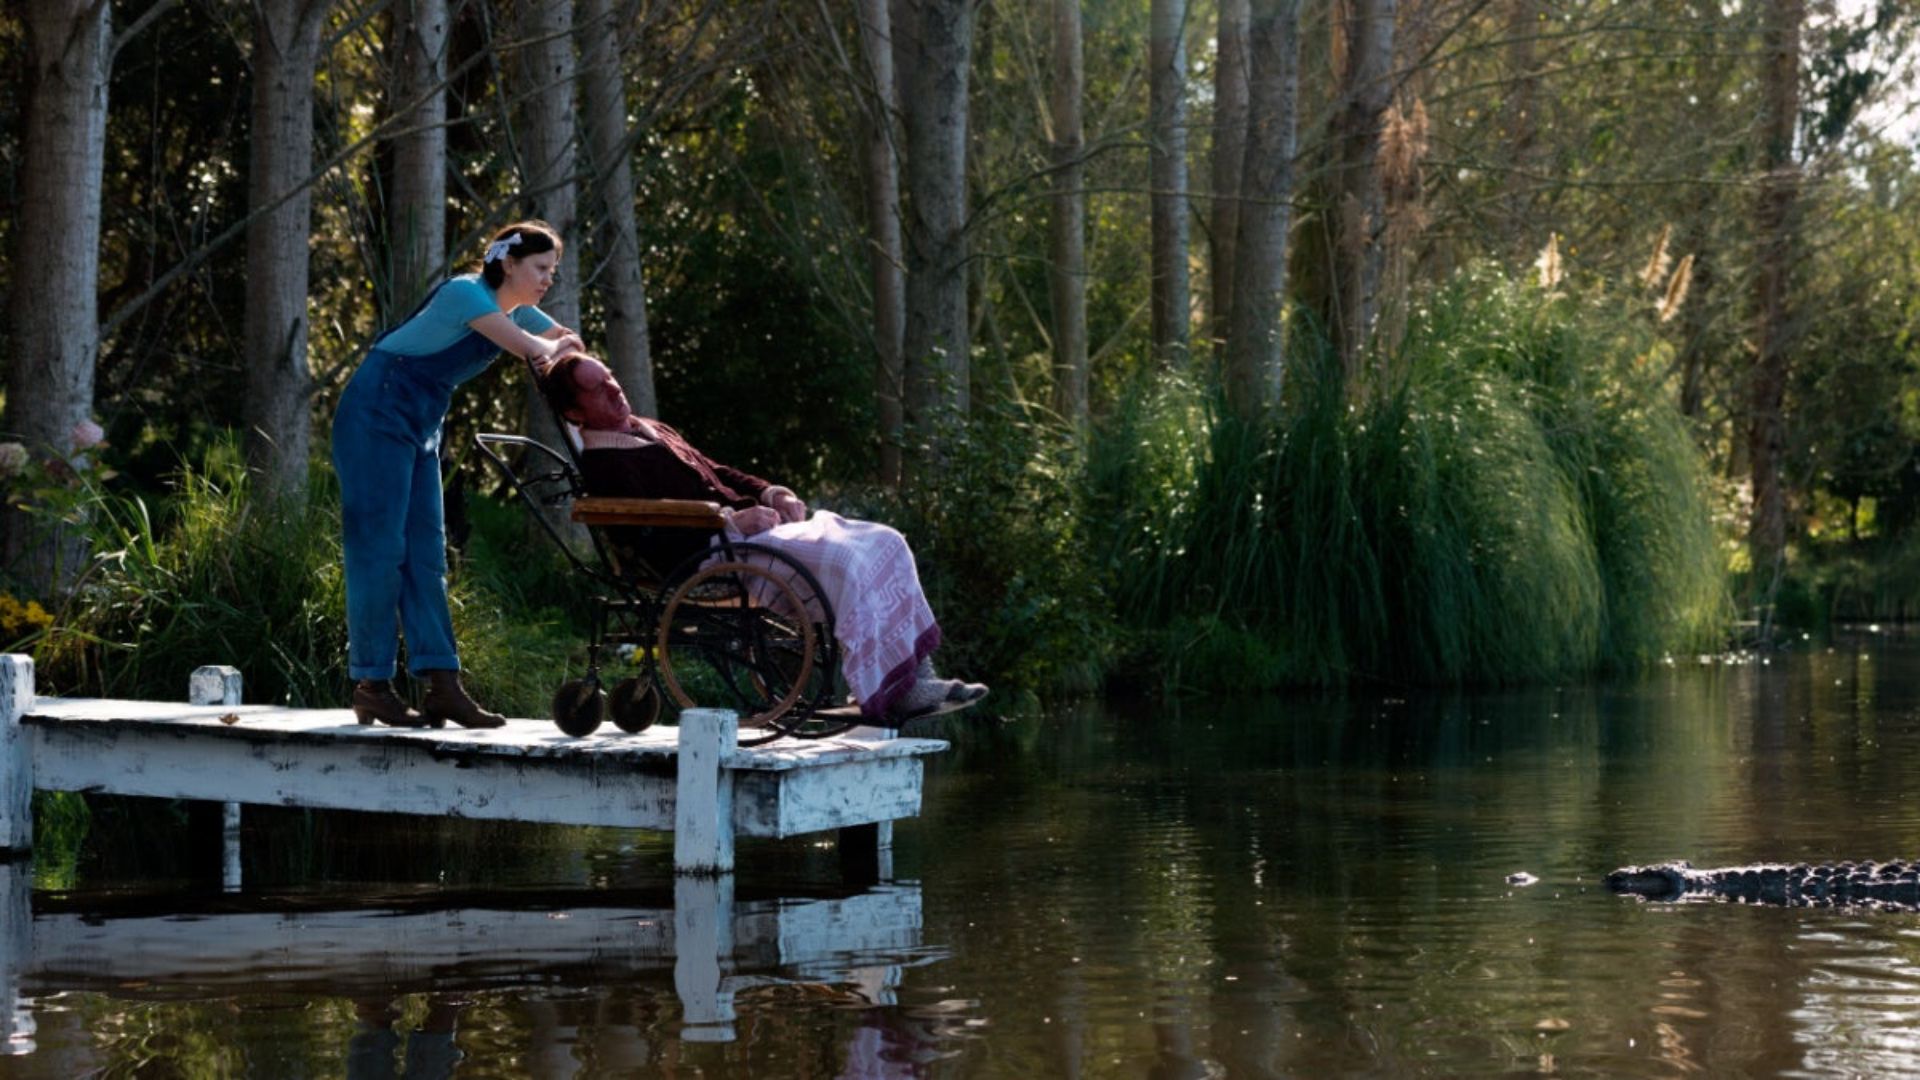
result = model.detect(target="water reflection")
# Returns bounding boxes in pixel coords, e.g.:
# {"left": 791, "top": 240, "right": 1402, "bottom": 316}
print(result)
{"left": 5, "top": 873, "right": 941, "bottom": 1074}
{"left": 18, "top": 640, "right": 1920, "bottom": 1074}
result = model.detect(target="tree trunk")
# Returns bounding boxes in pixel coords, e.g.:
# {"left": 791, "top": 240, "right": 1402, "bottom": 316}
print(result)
{"left": 1048, "top": 0, "right": 1088, "bottom": 427}
{"left": 1748, "top": 0, "right": 1804, "bottom": 594}
{"left": 518, "top": 0, "right": 580, "bottom": 465}
{"left": 1325, "top": 0, "right": 1395, "bottom": 391}
{"left": 579, "top": 0, "right": 658, "bottom": 418}
{"left": 858, "top": 0, "right": 907, "bottom": 486}
{"left": 1149, "top": 0, "right": 1191, "bottom": 368}
{"left": 1209, "top": 0, "right": 1250, "bottom": 349}
{"left": 3, "top": 0, "right": 112, "bottom": 592}
{"left": 244, "top": 0, "right": 330, "bottom": 502}
{"left": 389, "top": 0, "right": 449, "bottom": 312}
{"left": 1223, "top": 0, "right": 1301, "bottom": 421}
{"left": 897, "top": 0, "right": 974, "bottom": 461}
{"left": 1499, "top": 0, "right": 1537, "bottom": 259}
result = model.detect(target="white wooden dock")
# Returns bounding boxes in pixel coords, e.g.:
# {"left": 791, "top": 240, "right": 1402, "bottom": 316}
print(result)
{"left": 0, "top": 655, "right": 948, "bottom": 876}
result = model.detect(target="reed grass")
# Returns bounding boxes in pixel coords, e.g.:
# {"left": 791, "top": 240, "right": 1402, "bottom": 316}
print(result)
{"left": 1101, "top": 269, "right": 1727, "bottom": 688}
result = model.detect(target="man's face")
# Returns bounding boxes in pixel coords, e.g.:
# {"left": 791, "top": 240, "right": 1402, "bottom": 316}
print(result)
{"left": 569, "top": 358, "right": 632, "bottom": 431}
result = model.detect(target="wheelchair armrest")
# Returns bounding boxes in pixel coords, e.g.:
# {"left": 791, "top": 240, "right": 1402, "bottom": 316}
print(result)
{"left": 571, "top": 497, "right": 727, "bottom": 529}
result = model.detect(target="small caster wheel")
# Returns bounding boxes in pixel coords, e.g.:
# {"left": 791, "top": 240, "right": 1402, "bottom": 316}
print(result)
{"left": 609, "top": 677, "right": 660, "bottom": 734}
{"left": 553, "top": 678, "right": 606, "bottom": 737}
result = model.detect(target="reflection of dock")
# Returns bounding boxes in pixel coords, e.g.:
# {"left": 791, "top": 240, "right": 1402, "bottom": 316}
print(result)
{"left": 0, "top": 866, "right": 936, "bottom": 1047}
{"left": 0, "top": 656, "right": 947, "bottom": 876}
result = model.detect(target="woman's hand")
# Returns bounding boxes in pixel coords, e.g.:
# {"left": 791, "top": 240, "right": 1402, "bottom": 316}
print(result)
{"left": 547, "top": 331, "right": 585, "bottom": 357}
{"left": 725, "top": 506, "right": 781, "bottom": 536}
{"left": 761, "top": 486, "right": 808, "bottom": 524}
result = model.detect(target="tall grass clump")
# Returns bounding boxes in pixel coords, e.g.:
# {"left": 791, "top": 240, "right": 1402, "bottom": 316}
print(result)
{"left": 1403, "top": 271, "right": 1728, "bottom": 667}
{"left": 1105, "top": 268, "right": 1726, "bottom": 688}
{"left": 36, "top": 439, "right": 581, "bottom": 717}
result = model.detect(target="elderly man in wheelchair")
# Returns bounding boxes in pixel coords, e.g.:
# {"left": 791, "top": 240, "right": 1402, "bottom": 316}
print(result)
{"left": 483, "top": 351, "right": 985, "bottom": 742}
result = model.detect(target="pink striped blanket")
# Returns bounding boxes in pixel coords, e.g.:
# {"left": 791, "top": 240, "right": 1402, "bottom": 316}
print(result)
{"left": 721, "top": 511, "right": 940, "bottom": 719}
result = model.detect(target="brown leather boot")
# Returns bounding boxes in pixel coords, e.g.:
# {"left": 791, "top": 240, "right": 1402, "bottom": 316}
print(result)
{"left": 420, "top": 669, "right": 507, "bottom": 729}
{"left": 352, "top": 679, "right": 433, "bottom": 728}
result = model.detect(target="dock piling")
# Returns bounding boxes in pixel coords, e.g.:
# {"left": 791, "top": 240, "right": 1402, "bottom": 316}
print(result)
{"left": 189, "top": 666, "right": 244, "bottom": 892}
{"left": 674, "top": 708, "right": 738, "bottom": 875}
{"left": 0, "top": 656, "right": 32, "bottom": 859}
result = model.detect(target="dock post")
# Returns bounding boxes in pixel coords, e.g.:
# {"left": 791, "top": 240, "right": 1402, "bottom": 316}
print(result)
{"left": 0, "top": 655, "right": 33, "bottom": 859}
{"left": 189, "top": 666, "right": 244, "bottom": 893}
{"left": 674, "top": 709, "right": 737, "bottom": 875}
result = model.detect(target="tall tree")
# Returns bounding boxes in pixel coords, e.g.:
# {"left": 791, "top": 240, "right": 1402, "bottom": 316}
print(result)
{"left": 857, "top": 0, "right": 907, "bottom": 485}
{"left": 1149, "top": 0, "right": 1191, "bottom": 367}
{"left": 388, "top": 0, "right": 449, "bottom": 312}
{"left": 1047, "top": 0, "right": 1088, "bottom": 427}
{"left": 579, "top": 0, "right": 658, "bottom": 418}
{"left": 1209, "top": 0, "right": 1250, "bottom": 349}
{"left": 517, "top": 0, "right": 580, "bottom": 463}
{"left": 4, "top": 0, "right": 113, "bottom": 590}
{"left": 1223, "top": 0, "right": 1301, "bottom": 420}
{"left": 1747, "top": 0, "right": 1805, "bottom": 590}
{"left": 897, "top": 0, "right": 975, "bottom": 458}
{"left": 1324, "top": 0, "right": 1396, "bottom": 389}
{"left": 243, "top": 0, "right": 331, "bottom": 500}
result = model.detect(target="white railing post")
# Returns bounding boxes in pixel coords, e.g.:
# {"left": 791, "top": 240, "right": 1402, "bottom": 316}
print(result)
{"left": 0, "top": 656, "right": 34, "bottom": 858}
{"left": 190, "top": 666, "right": 243, "bottom": 892}
{"left": 674, "top": 709, "right": 737, "bottom": 875}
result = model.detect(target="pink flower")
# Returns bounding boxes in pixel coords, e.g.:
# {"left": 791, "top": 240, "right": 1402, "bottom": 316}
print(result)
{"left": 69, "top": 420, "right": 104, "bottom": 452}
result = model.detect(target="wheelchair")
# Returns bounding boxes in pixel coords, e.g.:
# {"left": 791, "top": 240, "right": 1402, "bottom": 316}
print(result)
{"left": 474, "top": 429, "right": 863, "bottom": 747}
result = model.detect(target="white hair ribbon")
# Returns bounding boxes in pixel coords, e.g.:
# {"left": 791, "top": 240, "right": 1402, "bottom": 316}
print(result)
{"left": 484, "top": 232, "right": 524, "bottom": 264}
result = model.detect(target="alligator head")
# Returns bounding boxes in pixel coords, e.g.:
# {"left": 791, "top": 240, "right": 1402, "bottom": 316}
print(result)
{"left": 1604, "top": 861, "right": 1695, "bottom": 901}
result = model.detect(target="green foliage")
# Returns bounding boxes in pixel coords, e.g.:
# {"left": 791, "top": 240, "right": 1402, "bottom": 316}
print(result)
{"left": 1099, "top": 270, "right": 1728, "bottom": 688}
{"left": 33, "top": 440, "right": 581, "bottom": 719}
{"left": 836, "top": 404, "right": 1116, "bottom": 707}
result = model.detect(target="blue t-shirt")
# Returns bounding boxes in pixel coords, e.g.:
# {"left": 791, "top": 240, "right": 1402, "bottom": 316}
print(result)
{"left": 377, "top": 274, "right": 556, "bottom": 356}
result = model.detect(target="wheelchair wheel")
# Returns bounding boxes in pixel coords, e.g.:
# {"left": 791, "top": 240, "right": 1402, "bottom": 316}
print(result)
{"left": 553, "top": 677, "right": 606, "bottom": 737}
{"left": 658, "top": 561, "right": 816, "bottom": 727}
{"left": 656, "top": 549, "right": 857, "bottom": 746}
{"left": 609, "top": 676, "right": 660, "bottom": 734}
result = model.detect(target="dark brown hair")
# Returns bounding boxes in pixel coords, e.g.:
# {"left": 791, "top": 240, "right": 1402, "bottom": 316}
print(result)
{"left": 537, "top": 352, "right": 591, "bottom": 420}
{"left": 479, "top": 220, "right": 563, "bottom": 288}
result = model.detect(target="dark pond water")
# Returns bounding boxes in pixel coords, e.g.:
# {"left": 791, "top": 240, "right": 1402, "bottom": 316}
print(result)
{"left": 11, "top": 635, "right": 1920, "bottom": 1077}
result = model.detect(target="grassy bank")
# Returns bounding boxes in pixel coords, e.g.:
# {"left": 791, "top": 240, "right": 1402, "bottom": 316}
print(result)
{"left": 2, "top": 271, "right": 1729, "bottom": 713}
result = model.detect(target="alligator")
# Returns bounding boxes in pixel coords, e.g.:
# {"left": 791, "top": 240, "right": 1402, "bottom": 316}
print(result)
{"left": 1605, "top": 860, "right": 1920, "bottom": 908}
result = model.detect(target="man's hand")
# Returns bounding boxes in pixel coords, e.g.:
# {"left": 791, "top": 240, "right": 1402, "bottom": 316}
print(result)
{"left": 727, "top": 506, "right": 781, "bottom": 536}
{"left": 761, "top": 486, "right": 808, "bottom": 524}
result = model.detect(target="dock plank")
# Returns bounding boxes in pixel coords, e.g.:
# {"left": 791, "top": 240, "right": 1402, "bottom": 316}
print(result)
{"left": 22, "top": 697, "right": 947, "bottom": 770}
{"left": 15, "top": 695, "right": 947, "bottom": 841}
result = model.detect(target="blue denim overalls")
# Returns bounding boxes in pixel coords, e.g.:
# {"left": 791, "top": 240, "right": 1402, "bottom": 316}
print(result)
{"left": 332, "top": 284, "right": 502, "bottom": 680}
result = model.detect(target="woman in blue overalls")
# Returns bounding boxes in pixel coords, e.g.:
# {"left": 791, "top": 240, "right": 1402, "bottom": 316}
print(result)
{"left": 333, "top": 221, "right": 582, "bottom": 728}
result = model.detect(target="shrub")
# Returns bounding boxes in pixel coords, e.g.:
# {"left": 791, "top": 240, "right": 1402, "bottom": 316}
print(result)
{"left": 35, "top": 441, "right": 582, "bottom": 718}
{"left": 833, "top": 402, "right": 1116, "bottom": 708}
